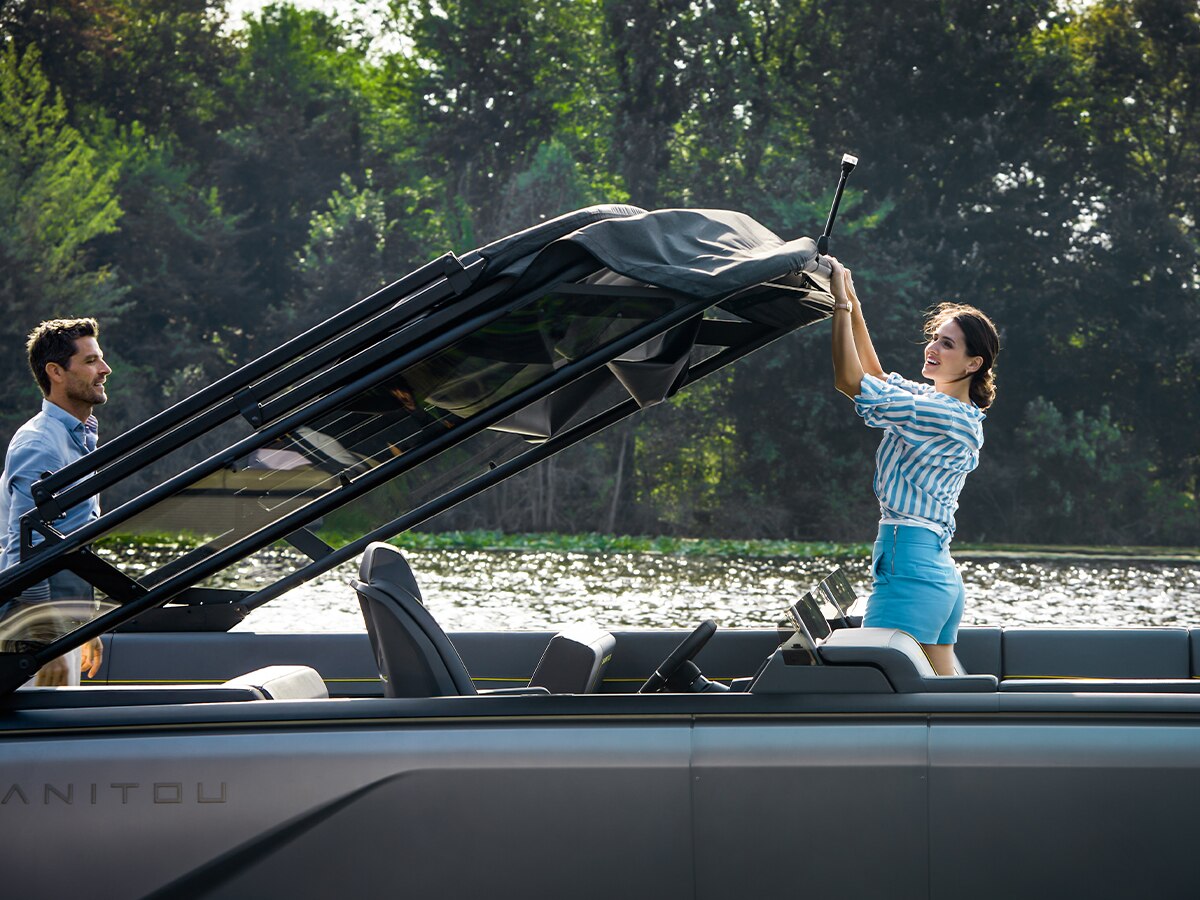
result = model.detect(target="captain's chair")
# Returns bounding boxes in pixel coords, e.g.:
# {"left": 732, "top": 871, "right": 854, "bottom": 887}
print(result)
{"left": 353, "top": 542, "right": 614, "bottom": 698}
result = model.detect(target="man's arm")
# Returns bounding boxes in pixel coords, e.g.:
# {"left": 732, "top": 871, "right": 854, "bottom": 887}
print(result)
{"left": 5, "top": 435, "right": 103, "bottom": 681}
{"left": 3, "top": 437, "right": 55, "bottom": 602}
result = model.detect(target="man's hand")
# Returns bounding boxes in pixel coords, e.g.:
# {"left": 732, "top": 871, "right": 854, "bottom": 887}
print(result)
{"left": 81, "top": 637, "right": 103, "bottom": 679}
{"left": 32, "top": 655, "right": 71, "bottom": 686}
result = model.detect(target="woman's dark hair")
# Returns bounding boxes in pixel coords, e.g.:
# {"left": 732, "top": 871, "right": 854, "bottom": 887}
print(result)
{"left": 924, "top": 303, "right": 1000, "bottom": 409}
{"left": 26, "top": 318, "right": 100, "bottom": 397}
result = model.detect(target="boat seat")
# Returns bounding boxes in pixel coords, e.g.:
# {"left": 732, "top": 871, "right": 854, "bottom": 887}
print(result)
{"left": 220, "top": 665, "right": 329, "bottom": 699}
{"left": 815, "top": 568, "right": 988, "bottom": 677}
{"left": 1002, "top": 627, "right": 1191, "bottom": 680}
{"left": 354, "top": 542, "right": 614, "bottom": 698}
{"left": 819, "top": 628, "right": 997, "bottom": 693}
{"left": 999, "top": 678, "right": 1200, "bottom": 693}
{"left": 955, "top": 627, "right": 1002, "bottom": 676}
{"left": 2, "top": 665, "right": 327, "bottom": 709}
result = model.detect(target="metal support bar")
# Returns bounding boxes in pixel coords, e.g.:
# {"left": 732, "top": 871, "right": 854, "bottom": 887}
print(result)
{"left": 33, "top": 253, "right": 482, "bottom": 513}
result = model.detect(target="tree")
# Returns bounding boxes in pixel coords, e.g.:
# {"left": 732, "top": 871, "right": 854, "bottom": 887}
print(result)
{"left": 1046, "top": 0, "right": 1199, "bottom": 510}
{"left": 287, "top": 170, "right": 395, "bottom": 335}
{"left": 217, "top": 5, "right": 374, "bottom": 322}
{"left": 393, "top": 0, "right": 607, "bottom": 244}
{"left": 0, "top": 43, "right": 125, "bottom": 439}
{"left": 0, "top": 0, "right": 234, "bottom": 155}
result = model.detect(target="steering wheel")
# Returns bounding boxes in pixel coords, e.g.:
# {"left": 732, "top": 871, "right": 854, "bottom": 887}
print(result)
{"left": 638, "top": 619, "right": 718, "bottom": 693}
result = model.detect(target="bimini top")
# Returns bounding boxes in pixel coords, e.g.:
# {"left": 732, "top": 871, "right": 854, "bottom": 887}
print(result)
{"left": 0, "top": 205, "right": 833, "bottom": 694}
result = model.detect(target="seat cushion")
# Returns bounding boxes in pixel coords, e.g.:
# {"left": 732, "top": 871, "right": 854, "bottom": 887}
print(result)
{"left": 1000, "top": 678, "right": 1200, "bottom": 693}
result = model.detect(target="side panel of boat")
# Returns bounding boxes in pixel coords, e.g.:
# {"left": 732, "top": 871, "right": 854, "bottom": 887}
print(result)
{"left": 929, "top": 721, "right": 1200, "bottom": 900}
{"left": 691, "top": 720, "right": 930, "bottom": 900}
{"left": 0, "top": 721, "right": 695, "bottom": 899}
{"left": 6, "top": 706, "right": 1200, "bottom": 898}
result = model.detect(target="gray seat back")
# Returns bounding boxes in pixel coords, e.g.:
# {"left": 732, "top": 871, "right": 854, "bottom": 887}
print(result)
{"left": 527, "top": 624, "right": 615, "bottom": 694}
{"left": 354, "top": 542, "right": 477, "bottom": 698}
{"left": 1003, "top": 627, "right": 1190, "bottom": 680}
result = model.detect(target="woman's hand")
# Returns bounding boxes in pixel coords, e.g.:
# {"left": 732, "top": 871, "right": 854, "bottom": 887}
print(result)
{"left": 843, "top": 266, "right": 862, "bottom": 310}
{"left": 827, "top": 256, "right": 850, "bottom": 304}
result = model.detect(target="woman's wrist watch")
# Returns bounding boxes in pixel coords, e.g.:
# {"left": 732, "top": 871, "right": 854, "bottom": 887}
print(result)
{"left": 833, "top": 301, "right": 853, "bottom": 312}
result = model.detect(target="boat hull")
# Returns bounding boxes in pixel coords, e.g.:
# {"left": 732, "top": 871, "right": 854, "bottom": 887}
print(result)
{"left": 3, "top": 626, "right": 1200, "bottom": 899}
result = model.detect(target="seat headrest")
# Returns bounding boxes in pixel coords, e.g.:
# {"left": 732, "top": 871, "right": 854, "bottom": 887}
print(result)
{"left": 360, "top": 542, "right": 423, "bottom": 602}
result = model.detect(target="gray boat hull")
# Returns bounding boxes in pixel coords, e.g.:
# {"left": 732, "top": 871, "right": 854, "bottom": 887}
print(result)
{"left": 3, "top": 625, "right": 1200, "bottom": 899}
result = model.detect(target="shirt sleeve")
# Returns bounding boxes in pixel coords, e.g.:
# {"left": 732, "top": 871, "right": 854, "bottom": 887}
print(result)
{"left": 854, "top": 373, "right": 981, "bottom": 447}
{"left": 877, "top": 373, "right": 927, "bottom": 396}
{"left": 3, "top": 436, "right": 62, "bottom": 603}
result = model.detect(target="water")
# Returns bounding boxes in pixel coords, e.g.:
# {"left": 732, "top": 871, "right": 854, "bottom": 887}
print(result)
{"left": 219, "top": 548, "right": 1200, "bottom": 634}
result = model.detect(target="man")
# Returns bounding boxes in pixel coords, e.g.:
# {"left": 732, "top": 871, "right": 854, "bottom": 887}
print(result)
{"left": 0, "top": 318, "right": 111, "bottom": 685}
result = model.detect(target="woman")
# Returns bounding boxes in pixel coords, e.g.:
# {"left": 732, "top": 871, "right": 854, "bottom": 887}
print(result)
{"left": 828, "top": 257, "right": 1000, "bottom": 675}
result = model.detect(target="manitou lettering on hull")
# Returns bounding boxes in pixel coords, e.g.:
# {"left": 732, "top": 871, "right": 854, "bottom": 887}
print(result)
{"left": 1, "top": 782, "right": 228, "bottom": 805}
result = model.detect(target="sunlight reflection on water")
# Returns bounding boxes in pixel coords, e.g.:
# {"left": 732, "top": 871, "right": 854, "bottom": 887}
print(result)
{"left": 226, "top": 549, "right": 1200, "bottom": 634}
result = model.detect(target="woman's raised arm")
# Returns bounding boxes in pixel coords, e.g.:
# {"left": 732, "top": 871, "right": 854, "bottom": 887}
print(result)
{"left": 844, "top": 269, "right": 885, "bottom": 379}
{"left": 830, "top": 259, "right": 866, "bottom": 398}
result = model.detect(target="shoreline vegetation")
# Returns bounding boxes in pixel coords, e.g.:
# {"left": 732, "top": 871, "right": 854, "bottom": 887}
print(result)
{"left": 394, "top": 532, "right": 1200, "bottom": 564}
{"left": 99, "top": 530, "right": 1200, "bottom": 564}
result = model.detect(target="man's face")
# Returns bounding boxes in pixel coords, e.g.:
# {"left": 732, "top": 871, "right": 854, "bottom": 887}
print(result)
{"left": 60, "top": 336, "right": 111, "bottom": 407}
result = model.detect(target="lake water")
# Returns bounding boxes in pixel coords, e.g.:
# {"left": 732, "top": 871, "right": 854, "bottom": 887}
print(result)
{"left": 229, "top": 548, "right": 1200, "bottom": 633}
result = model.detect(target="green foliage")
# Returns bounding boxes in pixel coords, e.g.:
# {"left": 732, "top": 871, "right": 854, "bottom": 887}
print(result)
{"left": 635, "top": 372, "right": 748, "bottom": 534}
{"left": 290, "top": 170, "right": 394, "bottom": 327}
{"left": 0, "top": 0, "right": 233, "bottom": 145}
{"left": 0, "top": 43, "right": 125, "bottom": 436}
{"left": 394, "top": 0, "right": 608, "bottom": 241}
{"left": 493, "top": 140, "right": 599, "bottom": 236}
{"left": 1015, "top": 397, "right": 1160, "bottom": 543}
{"left": 218, "top": 4, "right": 376, "bottom": 315}
{"left": 1, "top": 0, "right": 1197, "bottom": 544}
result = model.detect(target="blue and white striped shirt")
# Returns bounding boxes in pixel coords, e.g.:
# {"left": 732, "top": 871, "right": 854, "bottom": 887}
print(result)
{"left": 854, "top": 373, "right": 985, "bottom": 546}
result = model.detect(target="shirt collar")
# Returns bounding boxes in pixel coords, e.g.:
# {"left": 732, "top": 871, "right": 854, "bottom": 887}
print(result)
{"left": 40, "top": 398, "right": 95, "bottom": 432}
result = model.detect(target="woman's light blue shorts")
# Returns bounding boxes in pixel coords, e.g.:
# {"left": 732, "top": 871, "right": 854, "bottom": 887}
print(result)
{"left": 863, "top": 524, "right": 965, "bottom": 645}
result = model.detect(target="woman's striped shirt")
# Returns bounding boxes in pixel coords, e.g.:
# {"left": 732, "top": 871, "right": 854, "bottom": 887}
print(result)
{"left": 854, "top": 372, "right": 985, "bottom": 546}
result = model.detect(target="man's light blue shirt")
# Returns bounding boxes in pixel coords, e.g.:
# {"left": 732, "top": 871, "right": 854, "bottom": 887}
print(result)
{"left": 0, "top": 399, "right": 100, "bottom": 600}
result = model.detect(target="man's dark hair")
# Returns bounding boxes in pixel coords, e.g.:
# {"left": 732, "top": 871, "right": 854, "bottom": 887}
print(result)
{"left": 26, "top": 318, "right": 100, "bottom": 397}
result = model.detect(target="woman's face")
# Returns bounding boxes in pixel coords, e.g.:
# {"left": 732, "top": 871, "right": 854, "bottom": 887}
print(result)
{"left": 921, "top": 317, "right": 982, "bottom": 385}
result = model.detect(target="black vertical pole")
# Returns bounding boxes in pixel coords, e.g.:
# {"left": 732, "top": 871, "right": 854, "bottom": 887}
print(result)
{"left": 817, "top": 153, "right": 859, "bottom": 256}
